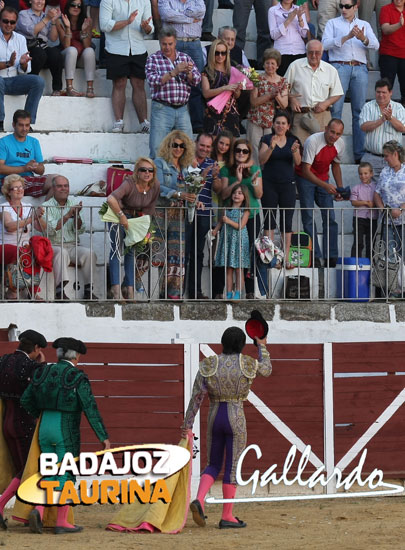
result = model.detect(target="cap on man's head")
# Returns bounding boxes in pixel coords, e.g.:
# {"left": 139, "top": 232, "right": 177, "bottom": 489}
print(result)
{"left": 18, "top": 329, "right": 47, "bottom": 348}
{"left": 52, "top": 337, "right": 87, "bottom": 355}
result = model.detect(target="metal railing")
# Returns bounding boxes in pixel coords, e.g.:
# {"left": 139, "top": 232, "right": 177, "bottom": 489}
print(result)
{"left": 0, "top": 205, "right": 402, "bottom": 302}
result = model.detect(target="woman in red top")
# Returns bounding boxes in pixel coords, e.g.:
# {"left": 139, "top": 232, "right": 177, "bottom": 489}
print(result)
{"left": 379, "top": 0, "right": 405, "bottom": 105}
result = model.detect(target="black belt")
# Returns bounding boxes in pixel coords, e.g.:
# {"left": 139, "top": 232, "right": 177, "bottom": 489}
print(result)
{"left": 365, "top": 150, "right": 384, "bottom": 157}
{"left": 154, "top": 99, "right": 186, "bottom": 109}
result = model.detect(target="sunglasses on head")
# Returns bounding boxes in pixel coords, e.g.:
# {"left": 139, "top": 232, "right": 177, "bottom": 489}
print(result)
{"left": 339, "top": 3, "right": 354, "bottom": 8}
{"left": 172, "top": 142, "right": 186, "bottom": 149}
{"left": 138, "top": 167, "right": 154, "bottom": 173}
{"left": 235, "top": 147, "right": 249, "bottom": 154}
{"left": 2, "top": 18, "right": 16, "bottom": 24}
{"left": 215, "top": 50, "right": 226, "bottom": 57}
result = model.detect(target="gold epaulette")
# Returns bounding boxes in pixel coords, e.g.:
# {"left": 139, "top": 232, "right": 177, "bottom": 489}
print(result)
{"left": 199, "top": 355, "right": 219, "bottom": 377}
{"left": 240, "top": 354, "right": 258, "bottom": 379}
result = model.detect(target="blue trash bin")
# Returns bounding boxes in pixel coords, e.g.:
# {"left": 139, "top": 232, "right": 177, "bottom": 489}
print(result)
{"left": 336, "top": 257, "right": 371, "bottom": 302}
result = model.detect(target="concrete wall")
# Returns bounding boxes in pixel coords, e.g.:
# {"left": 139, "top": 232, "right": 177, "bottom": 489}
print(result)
{"left": 3, "top": 301, "right": 405, "bottom": 345}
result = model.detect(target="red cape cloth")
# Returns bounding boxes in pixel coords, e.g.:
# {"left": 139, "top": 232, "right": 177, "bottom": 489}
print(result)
{"left": 21, "top": 236, "right": 53, "bottom": 274}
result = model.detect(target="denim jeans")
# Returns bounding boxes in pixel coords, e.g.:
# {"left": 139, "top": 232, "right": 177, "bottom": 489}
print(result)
{"left": 202, "top": 0, "right": 214, "bottom": 33}
{"left": 0, "top": 75, "right": 45, "bottom": 124}
{"left": 331, "top": 62, "right": 368, "bottom": 161}
{"left": 296, "top": 175, "right": 338, "bottom": 259}
{"left": 109, "top": 222, "right": 135, "bottom": 287}
{"left": 185, "top": 214, "right": 211, "bottom": 297}
{"left": 175, "top": 39, "right": 204, "bottom": 130}
{"left": 149, "top": 101, "right": 193, "bottom": 158}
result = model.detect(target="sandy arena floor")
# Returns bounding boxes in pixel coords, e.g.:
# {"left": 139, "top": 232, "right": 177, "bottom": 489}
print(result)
{"left": 1, "top": 496, "right": 404, "bottom": 550}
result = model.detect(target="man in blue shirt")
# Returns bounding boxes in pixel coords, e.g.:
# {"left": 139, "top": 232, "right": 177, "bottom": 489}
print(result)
{"left": 0, "top": 109, "right": 53, "bottom": 197}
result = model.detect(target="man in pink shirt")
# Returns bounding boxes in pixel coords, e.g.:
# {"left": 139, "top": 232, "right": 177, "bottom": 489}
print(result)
{"left": 295, "top": 118, "right": 345, "bottom": 267}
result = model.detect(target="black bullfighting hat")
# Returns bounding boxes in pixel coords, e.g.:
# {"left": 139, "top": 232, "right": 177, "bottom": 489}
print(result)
{"left": 53, "top": 337, "right": 87, "bottom": 355}
{"left": 245, "top": 310, "right": 269, "bottom": 343}
{"left": 19, "top": 329, "right": 47, "bottom": 348}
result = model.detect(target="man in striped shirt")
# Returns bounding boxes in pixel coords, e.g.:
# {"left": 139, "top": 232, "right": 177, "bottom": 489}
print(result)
{"left": 360, "top": 77, "right": 405, "bottom": 179}
{"left": 146, "top": 26, "right": 201, "bottom": 158}
{"left": 186, "top": 132, "right": 222, "bottom": 299}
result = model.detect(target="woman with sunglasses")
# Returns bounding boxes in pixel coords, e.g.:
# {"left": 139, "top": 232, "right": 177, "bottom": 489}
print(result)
{"left": 202, "top": 38, "right": 241, "bottom": 137}
{"left": 221, "top": 139, "right": 263, "bottom": 299}
{"left": 154, "top": 130, "right": 196, "bottom": 300}
{"left": 107, "top": 157, "right": 160, "bottom": 300}
{"left": 17, "top": 0, "right": 64, "bottom": 95}
{"left": 56, "top": 0, "right": 96, "bottom": 97}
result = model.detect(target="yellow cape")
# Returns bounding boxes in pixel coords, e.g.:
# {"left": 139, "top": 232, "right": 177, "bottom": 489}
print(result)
{"left": 107, "top": 433, "right": 193, "bottom": 534}
{"left": 12, "top": 416, "right": 74, "bottom": 527}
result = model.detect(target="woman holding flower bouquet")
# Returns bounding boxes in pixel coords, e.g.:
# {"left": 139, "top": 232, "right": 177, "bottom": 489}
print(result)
{"left": 202, "top": 39, "right": 241, "bottom": 137}
{"left": 247, "top": 48, "right": 289, "bottom": 164}
{"left": 155, "top": 131, "right": 196, "bottom": 300}
{"left": 107, "top": 157, "right": 160, "bottom": 300}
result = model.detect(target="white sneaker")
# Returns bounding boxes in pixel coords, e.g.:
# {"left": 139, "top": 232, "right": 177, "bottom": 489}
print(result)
{"left": 112, "top": 120, "right": 124, "bottom": 133}
{"left": 139, "top": 120, "right": 150, "bottom": 134}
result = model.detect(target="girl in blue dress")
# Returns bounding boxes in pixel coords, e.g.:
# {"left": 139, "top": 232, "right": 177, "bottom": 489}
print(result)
{"left": 213, "top": 185, "right": 250, "bottom": 300}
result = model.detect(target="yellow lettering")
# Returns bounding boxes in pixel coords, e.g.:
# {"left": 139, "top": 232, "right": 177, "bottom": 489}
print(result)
{"left": 128, "top": 479, "right": 151, "bottom": 503}
{"left": 59, "top": 481, "right": 80, "bottom": 505}
{"left": 100, "top": 480, "right": 120, "bottom": 504}
{"left": 39, "top": 480, "right": 59, "bottom": 505}
{"left": 150, "top": 479, "right": 171, "bottom": 504}
{"left": 80, "top": 480, "right": 99, "bottom": 505}
{"left": 120, "top": 479, "right": 128, "bottom": 504}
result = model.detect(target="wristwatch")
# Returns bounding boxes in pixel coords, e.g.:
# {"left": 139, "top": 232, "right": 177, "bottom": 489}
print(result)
{"left": 5, "top": 60, "right": 10, "bottom": 68}
{"left": 177, "top": 191, "right": 181, "bottom": 198}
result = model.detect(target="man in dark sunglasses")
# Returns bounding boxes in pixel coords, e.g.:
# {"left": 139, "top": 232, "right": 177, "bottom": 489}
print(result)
{"left": 322, "top": 0, "right": 379, "bottom": 164}
{"left": 0, "top": 7, "right": 44, "bottom": 132}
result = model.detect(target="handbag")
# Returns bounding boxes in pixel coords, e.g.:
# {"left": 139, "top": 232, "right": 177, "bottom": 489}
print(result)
{"left": 106, "top": 165, "right": 133, "bottom": 196}
{"left": 254, "top": 233, "right": 284, "bottom": 264}
{"left": 77, "top": 180, "right": 106, "bottom": 197}
{"left": 285, "top": 275, "right": 310, "bottom": 299}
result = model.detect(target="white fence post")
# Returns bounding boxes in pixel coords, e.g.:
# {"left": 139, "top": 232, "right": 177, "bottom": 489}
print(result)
{"left": 178, "top": 338, "right": 201, "bottom": 498}
{"left": 323, "top": 342, "right": 336, "bottom": 494}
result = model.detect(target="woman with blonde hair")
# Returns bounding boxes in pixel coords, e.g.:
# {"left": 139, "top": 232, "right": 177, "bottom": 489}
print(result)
{"left": 154, "top": 130, "right": 196, "bottom": 299}
{"left": 202, "top": 38, "right": 241, "bottom": 137}
{"left": 107, "top": 157, "right": 160, "bottom": 300}
{"left": 0, "top": 174, "right": 47, "bottom": 299}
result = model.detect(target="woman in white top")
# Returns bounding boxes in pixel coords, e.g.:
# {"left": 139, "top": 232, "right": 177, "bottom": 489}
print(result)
{"left": 0, "top": 174, "right": 47, "bottom": 298}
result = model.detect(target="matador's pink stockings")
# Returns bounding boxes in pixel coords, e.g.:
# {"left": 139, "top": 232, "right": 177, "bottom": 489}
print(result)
{"left": 196, "top": 473, "right": 215, "bottom": 511}
{"left": 221, "top": 483, "right": 237, "bottom": 522}
{"left": 0, "top": 477, "right": 20, "bottom": 514}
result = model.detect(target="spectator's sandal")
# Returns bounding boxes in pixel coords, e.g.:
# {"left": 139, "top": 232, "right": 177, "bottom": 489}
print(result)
{"left": 86, "top": 85, "right": 95, "bottom": 98}
{"left": 66, "top": 85, "right": 84, "bottom": 97}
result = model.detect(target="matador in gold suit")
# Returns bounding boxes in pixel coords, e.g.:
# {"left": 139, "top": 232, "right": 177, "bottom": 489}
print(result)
{"left": 182, "top": 326, "right": 271, "bottom": 529}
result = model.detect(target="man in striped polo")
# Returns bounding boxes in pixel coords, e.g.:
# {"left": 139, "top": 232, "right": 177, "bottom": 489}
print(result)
{"left": 360, "top": 77, "right": 405, "bottom": 180}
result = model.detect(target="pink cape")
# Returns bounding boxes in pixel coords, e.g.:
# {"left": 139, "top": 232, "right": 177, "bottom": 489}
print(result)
{"left": 207, "top": 66, "right": 254, "bottom": 114}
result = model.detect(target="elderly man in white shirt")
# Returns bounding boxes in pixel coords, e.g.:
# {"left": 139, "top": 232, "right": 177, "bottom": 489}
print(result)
{"left": 285, "top": 39, "right": 343, "bottom": 144}
{"left": 322, "top": 0, "right": 379, "bottom": 163}
{"left": 100, "top": 0, "right": 153, "bottom": 133}
{"left": 0, "top": 7, "right": 44, "bottom": 132}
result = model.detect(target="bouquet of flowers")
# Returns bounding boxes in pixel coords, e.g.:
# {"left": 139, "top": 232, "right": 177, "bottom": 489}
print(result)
{"left": 240, "top": 67, "right": 260, "bottom": 88}
{"left": 99, "top": 202, "right": 151, "bottom": 256}
{"left": 182, "top": 167, "right": 206, "bottom": 222}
